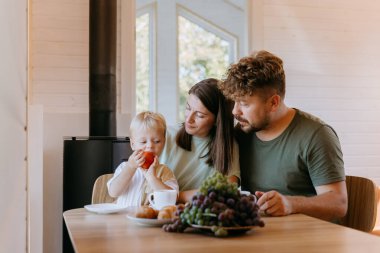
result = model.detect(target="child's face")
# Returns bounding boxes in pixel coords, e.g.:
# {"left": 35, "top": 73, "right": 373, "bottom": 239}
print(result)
{"left": 131, "top": 127, "right": 165, "bottom": 156}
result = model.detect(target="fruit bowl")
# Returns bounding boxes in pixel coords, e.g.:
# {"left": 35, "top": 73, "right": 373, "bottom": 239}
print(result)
{"left": 162, "top": 172, "right": 265, "bottom": 237}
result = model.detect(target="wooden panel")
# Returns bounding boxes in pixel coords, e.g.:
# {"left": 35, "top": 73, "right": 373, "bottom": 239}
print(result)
{"left": 30, "top": 0, "right": 90, "bottom": 114}
{"left": 32, "top": 16, "right": 88, "bottom": 30}
{"left": 34, "top": 81, "right": 88, "bottom": 94}
{"left": 33, "top": 54, "right": 88, "bottom": 68}
{"left": 33, "top": 67, "right": 87, "bottom": 81}
{"left": 33, "top": 41, "right": 88, "bottom": 56}
{"left": 32, "top": 2, "right": 88, "bottom": 18}
{"left": 248, "top": 0, "right": 380, "bottom": 187}
{"left": 32, "top": 28, "right": 88, "bottom": 42}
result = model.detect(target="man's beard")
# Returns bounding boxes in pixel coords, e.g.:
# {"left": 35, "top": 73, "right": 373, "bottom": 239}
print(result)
{"left": 235, "top": 115, "right": 269, "bottom": 133}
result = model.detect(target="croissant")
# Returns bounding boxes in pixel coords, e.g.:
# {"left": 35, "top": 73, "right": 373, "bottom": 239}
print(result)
{"left": 135, "top": 206, "right": 158, "bottom": 219}
{"left": 157, "top": 205, "right": 177, "bottom": 220}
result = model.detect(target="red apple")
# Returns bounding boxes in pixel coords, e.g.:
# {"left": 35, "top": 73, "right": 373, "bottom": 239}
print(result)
{"left": 141, "top": 151, "right": 155, "bottom": 169}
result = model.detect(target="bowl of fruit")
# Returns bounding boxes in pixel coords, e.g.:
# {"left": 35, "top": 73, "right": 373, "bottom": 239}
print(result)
{"left": 163, "top": 172, "right": 264, "bottom": 237}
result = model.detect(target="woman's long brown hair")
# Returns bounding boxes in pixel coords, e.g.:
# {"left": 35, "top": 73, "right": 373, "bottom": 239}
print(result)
{"left": 176, "top": 78, "right": 235, "bottom": 175}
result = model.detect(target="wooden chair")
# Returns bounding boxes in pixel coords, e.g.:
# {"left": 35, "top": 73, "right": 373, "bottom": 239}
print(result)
{"left": 339, "top": 175, "right": 378, "bottom": 232}
{"left": 91, "top": 173, "right": 116, "bottom": 204}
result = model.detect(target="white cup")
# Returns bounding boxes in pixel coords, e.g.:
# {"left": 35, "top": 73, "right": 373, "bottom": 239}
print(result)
{"left": 240, "top": 190, "right": 258, "bottom": 203}
{"left": 148, "top": 189, "right": 177, "bottom": 210}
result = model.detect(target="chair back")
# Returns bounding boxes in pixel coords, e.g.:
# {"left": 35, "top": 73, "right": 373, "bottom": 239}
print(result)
{"left": 91, "top": 173, "right": 116, "bottom": 204}
{"left": 340, "top": 175, "right": 378, "bottom": 232}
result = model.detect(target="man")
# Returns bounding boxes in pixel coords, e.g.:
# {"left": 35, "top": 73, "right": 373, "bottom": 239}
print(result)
{"left": 219, "top": 50, "right": 347, "bottom": 221}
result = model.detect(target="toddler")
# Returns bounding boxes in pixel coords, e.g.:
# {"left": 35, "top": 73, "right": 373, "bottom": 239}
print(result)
{"left": 107, "top": 111, "right": 178, "bottom": 207}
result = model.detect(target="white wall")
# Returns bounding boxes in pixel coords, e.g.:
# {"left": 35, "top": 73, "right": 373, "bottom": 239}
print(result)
{"left": 30, "top": 1, "right": 134, "bottom": 252}
{"left": 0, "top": 1, "right": 27, "bottom": 253}
{"left": 28, "top": 106, "right": 43, "bottom": 253}
{"left": 249, "top": 0, "right": 380, "bottom": 185}
{"left": 43, "top": 113, "right": 88, "bottom": 253}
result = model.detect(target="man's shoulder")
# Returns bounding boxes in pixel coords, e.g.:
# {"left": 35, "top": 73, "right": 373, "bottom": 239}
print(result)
{"left": 296, "top": 109, "right": 326, "bottom": 125}
{"left": 293, "top": 109, "right": 339, "bottom": 140}
{"left": 294, "top": 109, "right": 334, "bottom": 132}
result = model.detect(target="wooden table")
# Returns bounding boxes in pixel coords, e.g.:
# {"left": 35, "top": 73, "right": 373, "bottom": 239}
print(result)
{"left": 64, "top": 208, "right": 380, "bottom": 253}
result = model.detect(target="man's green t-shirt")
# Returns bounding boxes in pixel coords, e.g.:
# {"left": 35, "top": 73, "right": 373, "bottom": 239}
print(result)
{"left": 237, "top": 109, "right": 345, "bottom": 196}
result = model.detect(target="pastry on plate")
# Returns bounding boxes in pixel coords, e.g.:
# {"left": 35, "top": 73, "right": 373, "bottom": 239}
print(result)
{"left": 135, "top": 206, "right": 158, "bottom": 219}
{"left": 157, "top": 205, "right": 177, "bottom": 220}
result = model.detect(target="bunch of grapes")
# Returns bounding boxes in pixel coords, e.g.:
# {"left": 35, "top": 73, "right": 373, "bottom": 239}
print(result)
{"left": 163, "top": 172, "right": 264, "bottom": 236}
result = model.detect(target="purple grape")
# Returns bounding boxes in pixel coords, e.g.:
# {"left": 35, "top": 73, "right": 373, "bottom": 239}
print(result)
{"left": 198, "top": 194, "right": 205, "bottom": 201}
{"left": 218, "top": 212, "right": 226, "bottom": 221}
{"left": 226, "top": 198, "right": 235, "bottom": 207}
{"left": 208, "top": 191, "right": 217, "bottom": 200}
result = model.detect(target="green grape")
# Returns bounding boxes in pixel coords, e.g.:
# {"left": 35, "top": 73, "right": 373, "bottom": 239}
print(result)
{"left": 215, "top": 228, "right": 228, "bottom": 237}
{"left": 211, "top": 226, "right": 218, "bottom": 232}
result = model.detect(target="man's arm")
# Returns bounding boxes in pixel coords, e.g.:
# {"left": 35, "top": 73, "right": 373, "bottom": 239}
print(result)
{"left": 256, "top": 180, "right": 348, "bottom": 221}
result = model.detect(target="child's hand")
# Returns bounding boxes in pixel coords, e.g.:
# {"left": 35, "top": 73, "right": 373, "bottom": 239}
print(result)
{"left": 142, "top": 156, "right": 158, "bottom": 180}
{"left": 127, "top": 150, "right": 144, "bottom": 170}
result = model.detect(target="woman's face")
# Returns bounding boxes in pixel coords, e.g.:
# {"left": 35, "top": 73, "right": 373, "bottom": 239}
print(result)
{"left": 184, "top": 94, "right": 216, "bottom": 138}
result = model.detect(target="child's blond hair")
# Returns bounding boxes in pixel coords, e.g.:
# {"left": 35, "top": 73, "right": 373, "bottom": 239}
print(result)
{"left": 129, "top": 111, "right": 166, "bottom": 137}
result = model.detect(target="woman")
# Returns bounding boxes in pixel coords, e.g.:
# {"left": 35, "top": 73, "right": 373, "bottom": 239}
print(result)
{"left": 159, "top": 78, "right": 240, "bottom": 203}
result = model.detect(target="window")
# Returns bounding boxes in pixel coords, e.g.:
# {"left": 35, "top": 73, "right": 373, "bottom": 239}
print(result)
{"left": 135, "top": 5, "right": 155, "bottom": 113}
{"left": 131, "top": 1, "right": 245, "bottom": 123}
{"left": 178, "top": 11, "right": 234, "bottom": 121}
{"left": 136, "top": 13, "right": 150, "bottom": 113}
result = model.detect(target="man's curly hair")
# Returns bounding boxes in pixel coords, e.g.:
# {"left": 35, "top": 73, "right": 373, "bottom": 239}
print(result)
{"left": 219, "top": 50, "right": 286, "bottom": 100}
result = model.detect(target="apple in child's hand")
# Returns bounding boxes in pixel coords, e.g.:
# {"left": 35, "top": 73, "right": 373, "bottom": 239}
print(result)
{"left": 141, "top": 151, "right": 155, "bottom": 169}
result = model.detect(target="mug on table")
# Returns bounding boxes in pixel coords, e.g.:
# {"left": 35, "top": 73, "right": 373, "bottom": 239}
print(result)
{"left": 148, "top": 189, "right": 177, "bottom": 210}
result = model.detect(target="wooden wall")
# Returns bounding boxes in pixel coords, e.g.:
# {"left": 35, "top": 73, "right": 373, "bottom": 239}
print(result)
{"left": 250, "top": 0, "right": 380, "bottom": 185}
{"left": 30, "top": 0, "right": 89, "bottom": 113}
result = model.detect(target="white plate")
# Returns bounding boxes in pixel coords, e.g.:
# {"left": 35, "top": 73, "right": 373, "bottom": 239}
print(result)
{"left": 84, "top": 203, "right": 128, "bottom": 214}
{"left": 126, "top": 215, "right": 171, "bottom": 226}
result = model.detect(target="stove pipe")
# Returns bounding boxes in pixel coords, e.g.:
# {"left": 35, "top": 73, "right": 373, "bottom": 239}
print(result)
{"left": 89, "top": 0, "right": 117, "bottom": 136}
